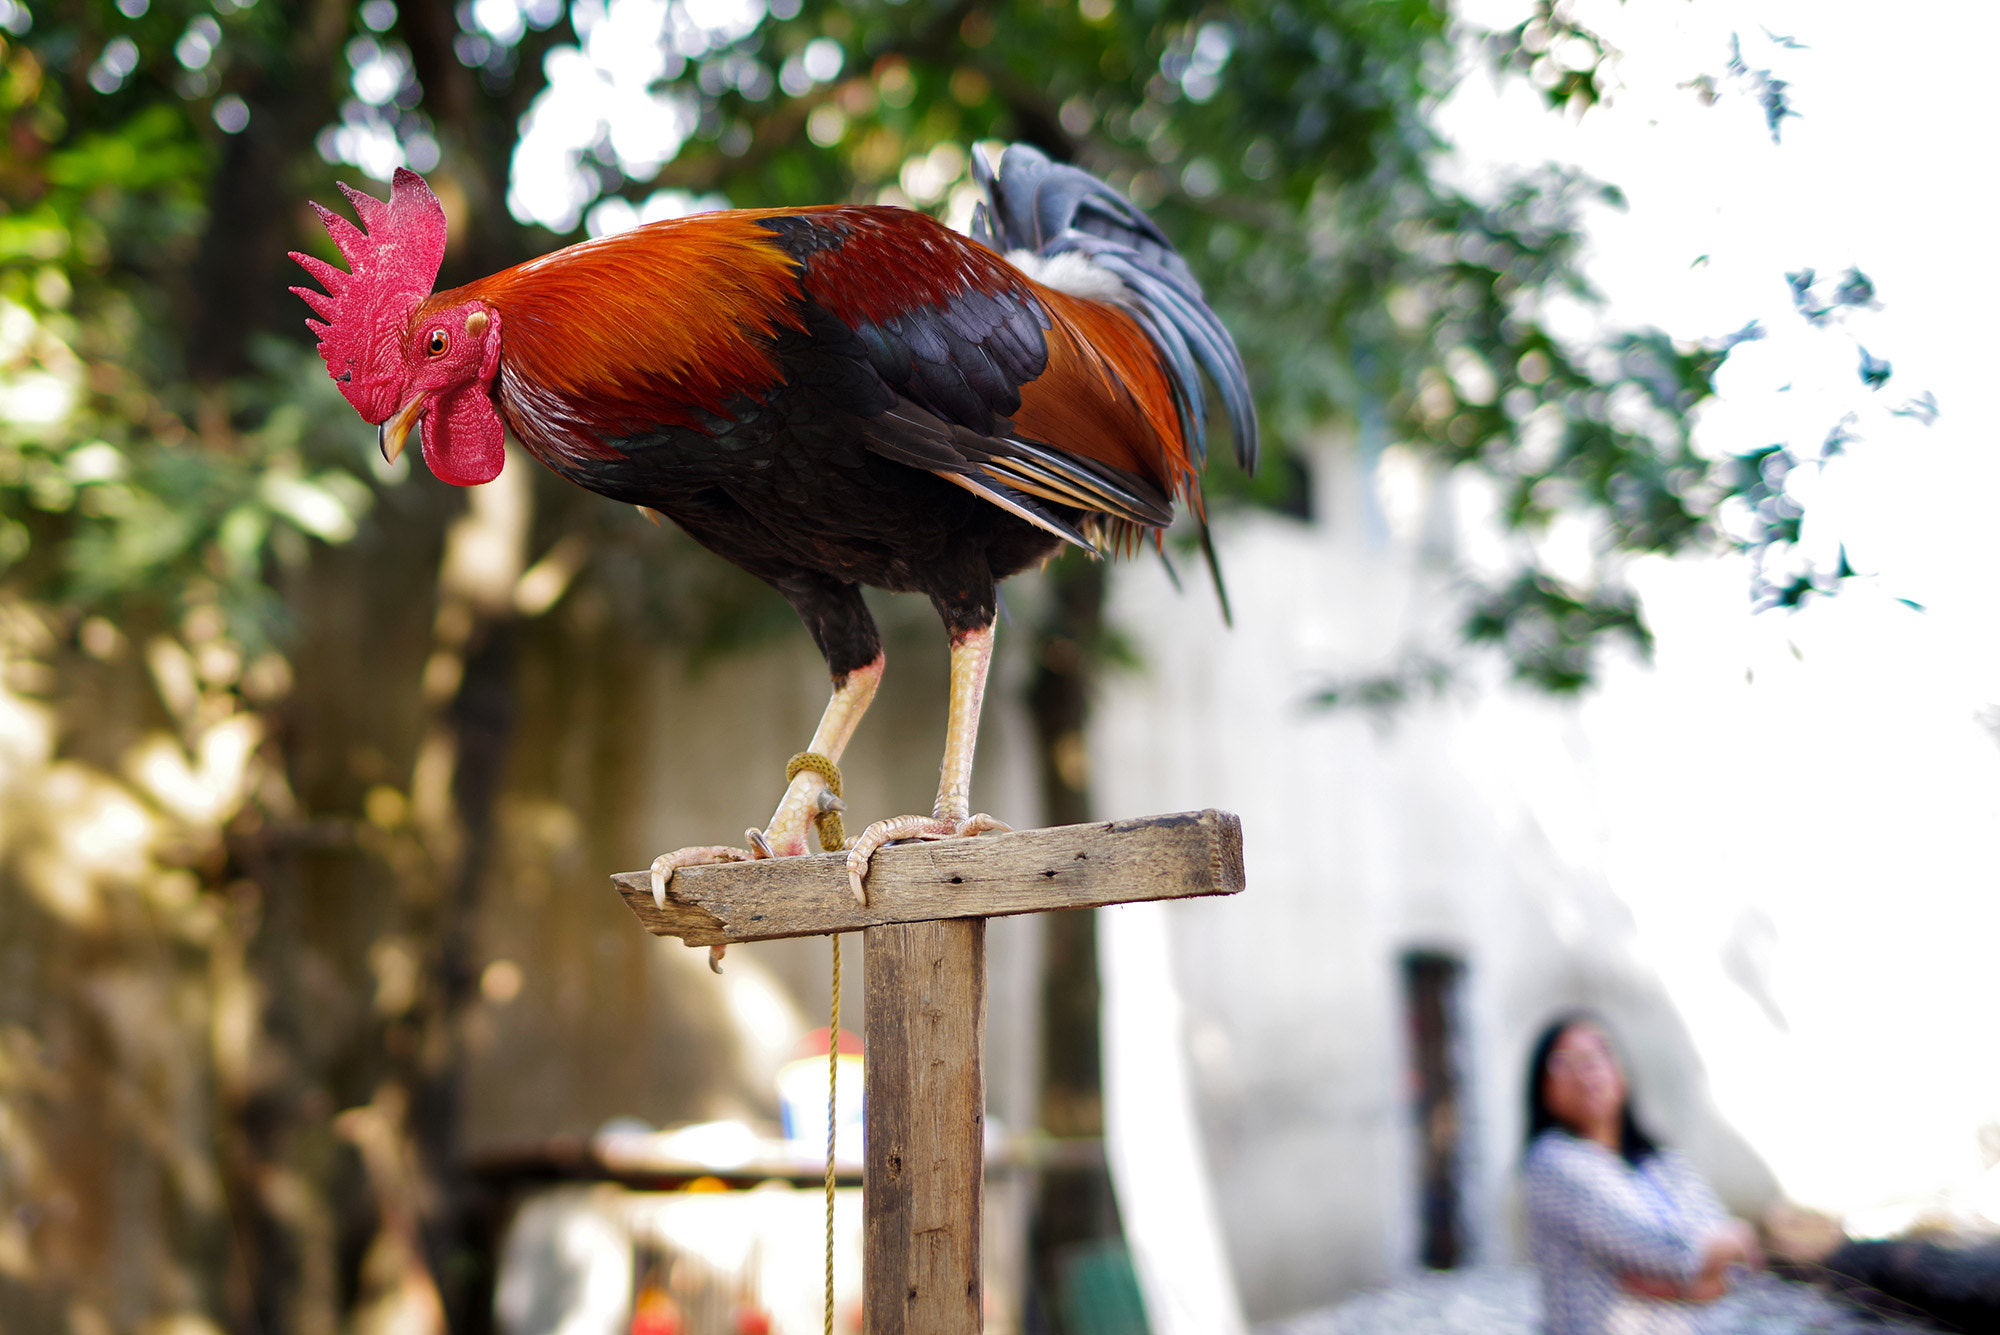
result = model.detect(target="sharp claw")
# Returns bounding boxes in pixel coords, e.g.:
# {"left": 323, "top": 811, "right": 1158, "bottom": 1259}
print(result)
{"left": 816, "top": 789, "right": 846, "bottom": 813}
{"left": 841, "top": 813, "right": 1007, "bottom": 906}
{"left": 845, "top": 842, "right": 874, "bottom": 905}
{"left": 647, "top": 846, "right": 755, "bottom": 910}
{"left": 747, "top": 828, "right": 774, "bottom": 859}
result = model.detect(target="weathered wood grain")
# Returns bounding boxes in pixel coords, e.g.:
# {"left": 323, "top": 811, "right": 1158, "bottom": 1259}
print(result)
{"left": 864, "top": 919, "right": 985, "bottom": 1335}
{"left": 611, "top": 809, "right": 1244, "bottom": 945}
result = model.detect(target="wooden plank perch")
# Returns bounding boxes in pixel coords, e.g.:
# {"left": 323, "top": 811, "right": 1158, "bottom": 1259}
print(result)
{"left": 610, "top": 809, "right": 1244, "bottom": 946}
{"left": 609, "top": 807, "right": 1246, "bottom": 1334}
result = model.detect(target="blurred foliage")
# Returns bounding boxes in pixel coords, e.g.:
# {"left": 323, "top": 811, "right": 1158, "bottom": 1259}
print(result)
{"left": 2, "top": 0, "right": 1851, "bottom": 690}
{"left": 0, "top": 0, "right": 1888, "bottom": 1324}
{"left": 1479, "top": 0, "right": 1613, "bottom": 111}
{"left": 1715, "top": 260, "right": 1930, "bottom": 617}
{"left": 1463, "top": 570, "right": 1648, "bottom": 694}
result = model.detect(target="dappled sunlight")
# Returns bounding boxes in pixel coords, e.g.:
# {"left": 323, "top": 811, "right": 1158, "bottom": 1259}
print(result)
{"left": 125, "top": 714, "right": 264, "bottom": 826}
{"left": 20, "top": 762, "right": 155, "bottom": 925}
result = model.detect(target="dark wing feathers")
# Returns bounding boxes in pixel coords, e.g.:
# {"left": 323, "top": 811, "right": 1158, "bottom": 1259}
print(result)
{"left": 851, "top": 398, "right": 1096, "bottom": 550}
{"left": 980, "top": 438, "right": 1174, "bottom": 527}
{"left": 848, "top": 397, "right": 984, "bottom": 473}
{"left": 872, "top": 280, "right": 1048, "bottom": 429}
{"left": 751, "top": 199, "right": 1227, "bottom": 552}
{"left": 852, "top": 389, "right": 1172, "bottom": 545}
{"left": 756, "top": 210, "right": 1162, "bottom": 549}
{"left": 853, "top": 321, "right": 913, "bottom": 384}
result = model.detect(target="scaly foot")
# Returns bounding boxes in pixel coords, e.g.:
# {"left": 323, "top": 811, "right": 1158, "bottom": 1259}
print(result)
{"left": 646, "top": 781, "right": 844, "bottom": 913}
{"left": 649, "top": 844, "right": 756, "bottom": 973}
{"left": 845, "top": 813, "right": 1012, "bottom": 905}
{"left": 649, "top": 759, "right": 850, "bottom": 972}
{"left": 649, "top": 844, "right": 755, "bottom": 909}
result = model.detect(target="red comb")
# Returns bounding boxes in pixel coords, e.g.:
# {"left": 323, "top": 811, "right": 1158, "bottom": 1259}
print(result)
{"left": 288, "top": 168, "right": 448, "bottom": 422}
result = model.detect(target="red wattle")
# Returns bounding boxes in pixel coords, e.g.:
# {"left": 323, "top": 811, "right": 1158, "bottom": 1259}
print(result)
{"left": 421, "top": 387, "right": 507, "bottom": 486}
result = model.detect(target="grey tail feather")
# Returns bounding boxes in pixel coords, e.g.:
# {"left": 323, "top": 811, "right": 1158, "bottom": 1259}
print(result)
{"left": 1157, "top": 540, "right": 1183, "bottom": 595}
{"left": 974, "top": 143, "right": 1258, "bottom": 476}
{"left": 1198, "top": 510, "right": 1233, "bottom": 628}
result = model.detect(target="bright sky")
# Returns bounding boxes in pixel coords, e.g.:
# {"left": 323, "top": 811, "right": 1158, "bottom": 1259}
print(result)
{"left": 1442, "top": 0, "right": 2000, "bottom": 1225}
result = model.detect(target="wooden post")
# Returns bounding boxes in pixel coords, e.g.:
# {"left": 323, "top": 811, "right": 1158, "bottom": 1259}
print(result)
{"left": 863, "top": 919, "right": 985, "bottom": 1334}
{"left": 611, "top": 811, "right": 1245, "bottom": 1335}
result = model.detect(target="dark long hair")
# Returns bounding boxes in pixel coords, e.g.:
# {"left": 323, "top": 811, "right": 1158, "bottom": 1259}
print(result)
{"left": 1524, "top": 1013, "right": 1661, "bottom": 1166}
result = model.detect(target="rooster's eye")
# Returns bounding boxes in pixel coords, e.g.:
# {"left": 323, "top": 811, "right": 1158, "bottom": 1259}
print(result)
{"left": 426, "top": 330, "right": 449, "bottom": 357}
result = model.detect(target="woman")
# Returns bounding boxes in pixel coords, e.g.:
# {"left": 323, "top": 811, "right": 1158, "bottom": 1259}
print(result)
{"left": 1522, "top": 1016, "right": 1760, "bottom": 1335}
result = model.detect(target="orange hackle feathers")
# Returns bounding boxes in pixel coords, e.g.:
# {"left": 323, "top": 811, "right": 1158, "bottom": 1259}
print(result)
{"left": 422, "top": 211, "right": 806, "bottom": 456}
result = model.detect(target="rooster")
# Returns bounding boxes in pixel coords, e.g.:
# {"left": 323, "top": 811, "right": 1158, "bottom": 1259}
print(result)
{"left": 292, "top": 145, "right": 1255, "bottom": 919}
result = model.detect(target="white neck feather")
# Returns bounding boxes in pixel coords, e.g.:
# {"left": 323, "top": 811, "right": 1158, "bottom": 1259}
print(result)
{"left": 1004, "top": 249, "right": 1129, "bottom": 303}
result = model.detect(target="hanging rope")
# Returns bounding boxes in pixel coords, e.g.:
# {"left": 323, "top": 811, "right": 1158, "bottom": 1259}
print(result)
{"left": 824, "top": 932, "right": 842, "bottom": 1335}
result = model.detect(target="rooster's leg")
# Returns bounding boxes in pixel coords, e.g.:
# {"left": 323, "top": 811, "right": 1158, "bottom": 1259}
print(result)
{"left": 648, "top": 654, "right": 885, "bottom": 970}
{"left": 648, "top": 655, "right": 881, "bottom": 894}
{"left": 754, "top": 652, "right": 884, "bottom": 857}
{"left": 846, "top": 624, "right": 1012, "bottom": 904}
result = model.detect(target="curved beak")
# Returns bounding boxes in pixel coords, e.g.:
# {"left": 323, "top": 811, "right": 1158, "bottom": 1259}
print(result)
{"left": 377, "top": 397, "right": 426, "bottom": 465}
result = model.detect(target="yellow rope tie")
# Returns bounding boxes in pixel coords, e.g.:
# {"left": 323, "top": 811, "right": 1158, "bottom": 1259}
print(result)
{"left": 787, "top": 751, "right": 847, "bottom": 851}
{"left": 824, "top": 933, "right": 841, "bottom": 1335}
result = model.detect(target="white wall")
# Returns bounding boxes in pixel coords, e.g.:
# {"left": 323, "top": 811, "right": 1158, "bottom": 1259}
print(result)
{"left": 1092, "top": 439, "right": 1774, "bottom": 1323}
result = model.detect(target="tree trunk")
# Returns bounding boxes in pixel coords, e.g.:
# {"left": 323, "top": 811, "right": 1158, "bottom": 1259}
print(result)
{"left": 1024, "top": 556, "right": 1126, "bottom": 1317}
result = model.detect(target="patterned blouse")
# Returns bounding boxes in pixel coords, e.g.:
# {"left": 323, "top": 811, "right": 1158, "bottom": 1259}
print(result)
{"left": 1522, "top": 1130, "right": 1732, "bottom": 1335}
